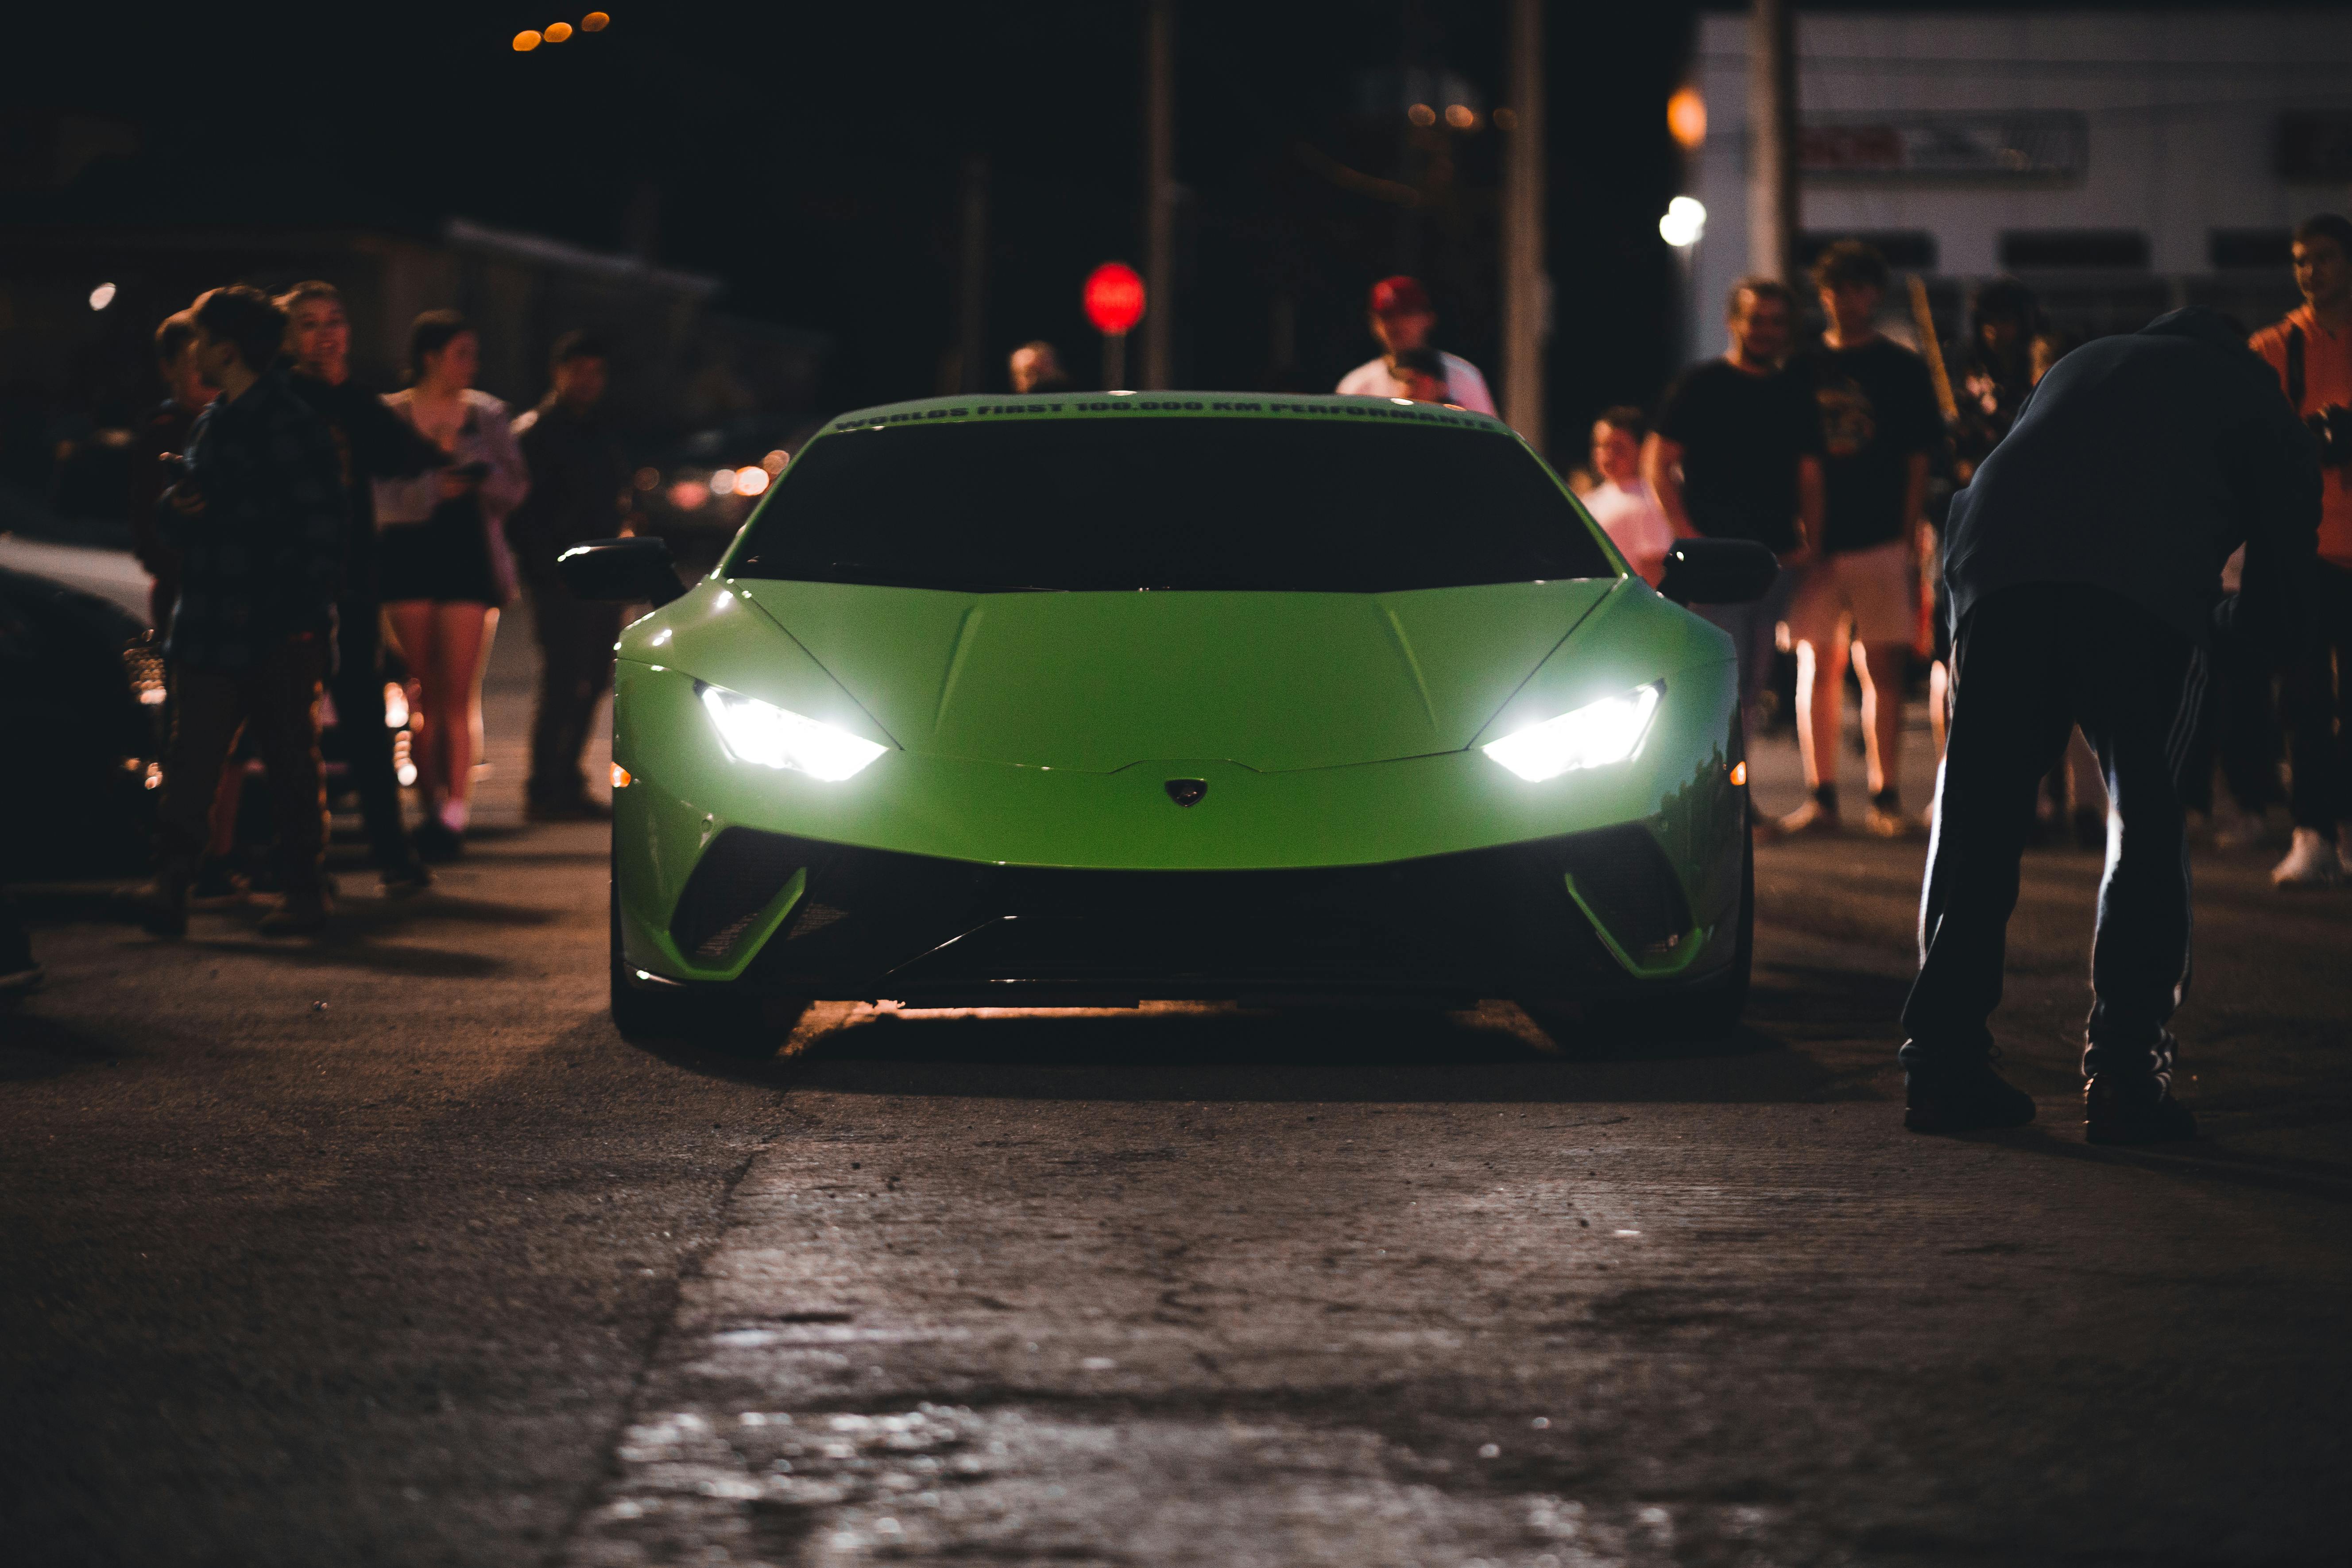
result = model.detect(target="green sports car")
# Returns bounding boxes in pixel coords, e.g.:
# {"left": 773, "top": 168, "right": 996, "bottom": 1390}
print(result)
{"left": 560, "top": 392, "right": 1775, "bottom": 1044}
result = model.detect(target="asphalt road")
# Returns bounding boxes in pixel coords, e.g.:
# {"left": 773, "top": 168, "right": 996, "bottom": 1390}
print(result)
{"left": 4, "top": 626, "right": 2348, "bottom": 1567}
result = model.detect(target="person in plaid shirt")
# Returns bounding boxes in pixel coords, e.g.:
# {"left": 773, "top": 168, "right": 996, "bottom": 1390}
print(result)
{"left": 137, "top": 286, "right": 349, "bottom": 937}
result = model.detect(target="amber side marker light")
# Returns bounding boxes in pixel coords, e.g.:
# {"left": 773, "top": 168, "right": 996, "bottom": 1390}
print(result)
{"left": 1729, "top": 760, "right": 1748, "bottom": 787}
{"left": 611, "top": 764, "right": 633, "bottom": 789}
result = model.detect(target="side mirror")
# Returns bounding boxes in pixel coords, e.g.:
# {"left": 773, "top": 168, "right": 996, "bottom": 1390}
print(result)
{"left": 556, "top": 537, "right": 686, "bottom": 607}
{"left": 1657, "top": 538, "right": 1779, "bottom": 606}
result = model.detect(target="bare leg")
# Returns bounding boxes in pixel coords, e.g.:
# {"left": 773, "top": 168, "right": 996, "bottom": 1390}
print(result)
{"left": 1855, "top": 639, "right": 1910, "bottom": 799}
{"left": 385, "top": 602, "right": 443, "bottom": 810}
{"left": 1928, "top": 658, "right": 1950, "bottom": 760}
{"left": 431, "top": 604, "right": 496, "bottom": 810}
{"left": 1795, "top": 633, "right": 1851, "bottom": 795}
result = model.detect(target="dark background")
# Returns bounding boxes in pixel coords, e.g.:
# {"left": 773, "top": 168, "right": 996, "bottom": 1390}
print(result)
{"left": 7, "top": 0, "right": 2276, "bottom": 451}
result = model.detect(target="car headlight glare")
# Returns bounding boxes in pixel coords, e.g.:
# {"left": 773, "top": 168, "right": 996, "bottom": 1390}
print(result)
{"left": 698, "top": 683, "right": 886, "bottom": 781}
{"left": 1481, "top": 683, "right": 1662, "bottom": 782}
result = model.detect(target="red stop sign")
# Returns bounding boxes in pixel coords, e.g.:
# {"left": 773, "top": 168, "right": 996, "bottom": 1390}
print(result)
{"left": 1083, "top": 262, "right": 1147, "bottom": 336}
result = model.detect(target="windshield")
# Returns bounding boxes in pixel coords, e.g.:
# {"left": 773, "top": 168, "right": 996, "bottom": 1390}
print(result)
{"left": 726, "top": 416, "right": 1615, "bottom": 592}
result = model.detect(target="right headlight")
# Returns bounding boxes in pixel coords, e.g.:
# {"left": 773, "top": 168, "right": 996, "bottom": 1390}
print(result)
{"left": 697, "top": 681, "right": 887, "bottom": 782}
{"left": 1480, "top": 682, "right": 1661, "bottom": 783}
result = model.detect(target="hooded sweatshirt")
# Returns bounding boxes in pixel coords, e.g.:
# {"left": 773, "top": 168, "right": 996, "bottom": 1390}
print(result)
{"left": 1942, "top": 307, "right": 2320, "bottom": 646}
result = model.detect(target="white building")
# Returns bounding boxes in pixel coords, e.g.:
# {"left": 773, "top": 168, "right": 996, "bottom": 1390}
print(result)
{"left": 1685, "top": 9, "right": 2352, "bottom": 356}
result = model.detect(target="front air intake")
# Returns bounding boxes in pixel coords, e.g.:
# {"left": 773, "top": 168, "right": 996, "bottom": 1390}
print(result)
{"left": 1553, "top": 824, "right": 1693, "bottom": 963}
{"left": 669, "top": 828, "right": 805, "bottom": 963}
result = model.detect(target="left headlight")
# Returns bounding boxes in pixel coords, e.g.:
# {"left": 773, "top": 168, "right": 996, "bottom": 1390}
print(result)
{"left": 697, "top": 682, "right": 887, "bottom": 781}
{"left": 1480, "top": 682, "right": 1662, "bottom": 783}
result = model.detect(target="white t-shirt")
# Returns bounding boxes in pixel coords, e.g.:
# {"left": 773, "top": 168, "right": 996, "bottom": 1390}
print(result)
{"left": 1578, "top": 477, "right": 1674, "bottom": 586}
{"left": 1335, "top": 352, "right": 1497, "bottom": 415}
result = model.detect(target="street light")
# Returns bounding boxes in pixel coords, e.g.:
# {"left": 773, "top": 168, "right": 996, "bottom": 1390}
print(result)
{"left": 1660, "top": 195, "right": 1706, "bottom": 248}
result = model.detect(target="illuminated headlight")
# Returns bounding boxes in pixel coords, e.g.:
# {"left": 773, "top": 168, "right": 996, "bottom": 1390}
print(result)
{"left": 697, "top": 682, "right": 886, "bottom": 781}
{"left": 1481, "top": 683, "right": 1662, "bottom": 782}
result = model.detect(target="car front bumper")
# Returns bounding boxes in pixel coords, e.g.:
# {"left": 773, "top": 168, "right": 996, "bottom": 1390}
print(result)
{"left": 611, "top": 658, "right": 1745, "bottom": 1004}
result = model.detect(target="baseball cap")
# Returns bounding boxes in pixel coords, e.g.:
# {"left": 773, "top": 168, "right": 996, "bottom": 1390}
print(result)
{"left": 1369, "top": 276, "right": 1432, "bottom": 318}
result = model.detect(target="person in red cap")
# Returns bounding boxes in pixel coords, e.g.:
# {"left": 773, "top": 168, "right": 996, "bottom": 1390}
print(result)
{"left": 1336, "top": 276, "right": 1497, "bottom": 415}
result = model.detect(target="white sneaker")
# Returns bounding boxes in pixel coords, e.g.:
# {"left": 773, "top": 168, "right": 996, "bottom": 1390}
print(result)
{"left": 2211, "top": 808, "right": 2271, "bottom": 850}
{"left": 2271, "top": 827, "right": 2344, "bottom": 888}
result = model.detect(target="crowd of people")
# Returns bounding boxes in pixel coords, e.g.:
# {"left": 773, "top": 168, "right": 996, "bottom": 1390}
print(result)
{"left": 99, "top": 283, "right": 639, "bottom": 941}
{"left": 1546, "top": 226, "right": 2352, "bottom": 894}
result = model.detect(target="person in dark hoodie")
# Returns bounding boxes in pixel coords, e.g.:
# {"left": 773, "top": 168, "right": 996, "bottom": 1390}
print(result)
{"left": 1900, "top": 307, "right": 2320, "bottom": 1144}
{"left": 277, "top": 281, "right": 444, "bottom": 895}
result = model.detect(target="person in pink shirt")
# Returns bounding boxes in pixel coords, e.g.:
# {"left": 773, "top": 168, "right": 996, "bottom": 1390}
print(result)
{"left": 1577, "top": 406, "right": 1673, "bottom": 585}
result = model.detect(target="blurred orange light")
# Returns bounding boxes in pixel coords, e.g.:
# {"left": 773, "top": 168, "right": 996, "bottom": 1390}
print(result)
{"left": 668, "top": 480, "right": 708, "bottom": 511}
{"left": 514, "top": 29, "right": 542, "bottom": 50}
{"left": 735, "top": 466, "right": 769, "bottom": 496}
{"left": 761, "top": 449, "right": 789, "bottom": 474}
{"left": 544, "top": 20, "right": 574, "bottom": 42}
{"left": 1729, "top": 760, "right": 1748, "bottom": 787}
{"left": 1493, "top": 107, "right": 1519, "bottom": 132}
{"left": 582, "top": 10, "right": 610, "bottom": 30}
{"left": 611, "top": 763, "right": 632, "bottom": 789}
{"left": 1668, "top": 85, "right": 1707, "bottom": 150}
{"left": 1407, "top": 103, "right": 1436, "bottom": 127}
{"left": 1444, "top": 104, "right": 1474, "bottom": 130}
{"left": 633, "top": 465, "right": 659, "bottom": 491}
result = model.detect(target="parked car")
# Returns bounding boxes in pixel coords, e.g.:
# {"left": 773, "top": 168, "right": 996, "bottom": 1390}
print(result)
{"left": 0, "top": 564, "right": 164, "bottom": 878}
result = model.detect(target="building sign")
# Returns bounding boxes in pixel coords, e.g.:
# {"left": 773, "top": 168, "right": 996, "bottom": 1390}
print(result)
{"left": 1800, "top": 112, "right": 2086, "bottom": 183}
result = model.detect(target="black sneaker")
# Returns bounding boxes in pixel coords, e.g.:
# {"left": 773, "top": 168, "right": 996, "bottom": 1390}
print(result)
{"left": 1903, "top": 1050, "right": 2037, "bottom": 1134}
{"left": 2084, "top": 1077, "right": 2197, "bottom": 1144}
{"left": 413, "top": 818, "right": 464, "bottom": 863}
{"left": 380, "top": 853, "right": 434, "bottom": 898}
{"left": 190, "top": 859, "right": 249, "bottom": 907}
{"left": 119, "top": 871, "right": 192, "bottom": 938}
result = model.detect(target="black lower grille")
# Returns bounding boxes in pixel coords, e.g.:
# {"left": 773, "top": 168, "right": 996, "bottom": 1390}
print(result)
{"left": 1555, "top": 824, "right": 1693, "bottom": 962}
{"left": 696, "top": 826, "right": 1696, "bottom": 1001}
{"left": 670, "top": 827, "right": 806, "bottom": 962}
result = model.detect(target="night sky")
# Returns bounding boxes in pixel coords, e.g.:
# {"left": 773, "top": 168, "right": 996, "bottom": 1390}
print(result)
{"left": 13, "top": 1, "right": 2240, "bottom": 446}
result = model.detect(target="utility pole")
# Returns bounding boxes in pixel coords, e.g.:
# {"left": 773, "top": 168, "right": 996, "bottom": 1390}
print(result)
{"left": 1142, "top": 0, "right": 1176, "bottom": 390}
{"left": 956, "top": 153, "right": 989, "bottom": 393}
{"left": 1501, "top": 0, "right": 1547, "bottom": 454}
{"left": 1748, "top": 0, "right": 1798, "bottom": 284}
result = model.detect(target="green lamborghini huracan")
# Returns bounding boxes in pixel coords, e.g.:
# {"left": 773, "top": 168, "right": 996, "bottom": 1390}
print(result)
{"left": 560, "top": 392, "right": 1776, "bottom": 1044}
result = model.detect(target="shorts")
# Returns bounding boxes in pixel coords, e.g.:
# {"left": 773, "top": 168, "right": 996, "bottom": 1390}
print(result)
{"left": 378, "top": 498, "right": 500, "bottom": 606}
{"left": 1786, "top": 538, "right": 1916, "bottom": 648}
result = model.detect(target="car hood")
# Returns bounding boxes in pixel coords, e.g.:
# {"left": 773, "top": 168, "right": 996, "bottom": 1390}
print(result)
{"left": 718, "top": 577, "right": 1624, "bottom": 774}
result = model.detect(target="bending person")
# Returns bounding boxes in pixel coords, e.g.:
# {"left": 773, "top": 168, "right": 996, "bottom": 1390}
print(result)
{"left": 1900, "top": 308, "right": 2318, "bottom": 1144}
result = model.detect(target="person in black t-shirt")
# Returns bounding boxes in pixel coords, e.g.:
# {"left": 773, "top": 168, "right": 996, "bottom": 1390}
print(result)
{"left": 1777, "top": 241, "right": 1943, "bottom": 840}
{"left": 509, "top": 331, "right": 635, "bottom": 821}
{"left": 279, "top": 280, "right": 446, "bottom": 895}
{"left": 1644, "top": 276, "right": 1825, "bottom": 739}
